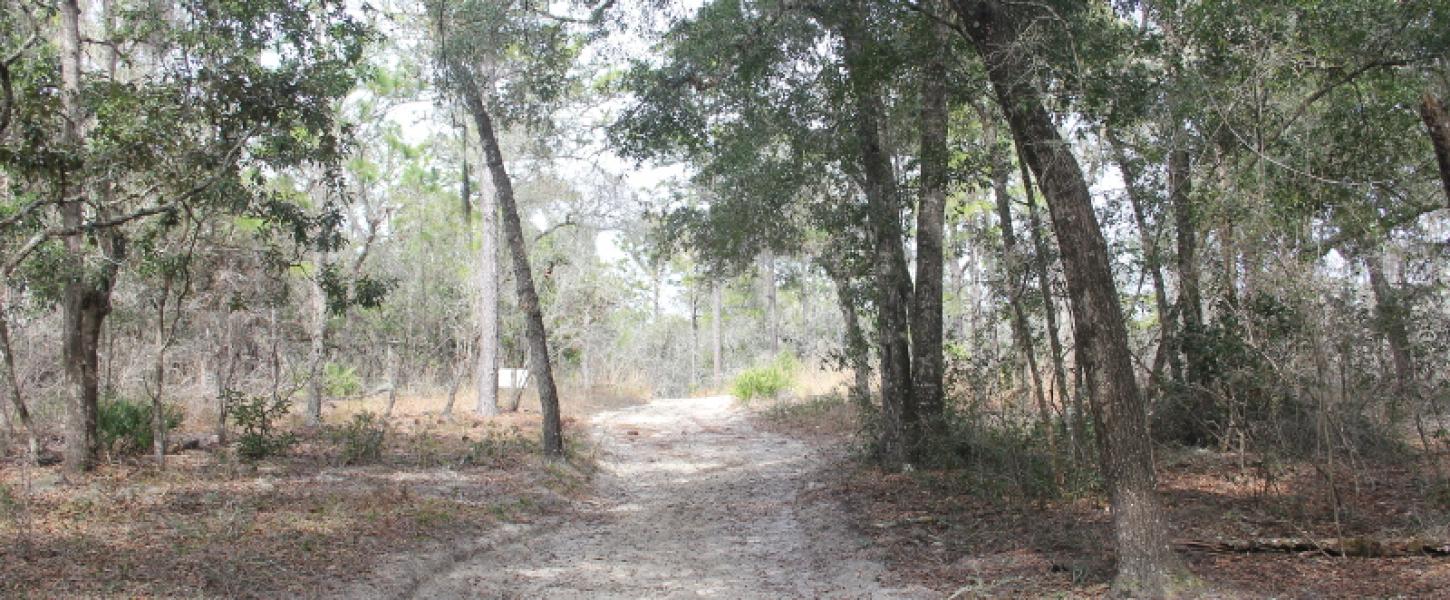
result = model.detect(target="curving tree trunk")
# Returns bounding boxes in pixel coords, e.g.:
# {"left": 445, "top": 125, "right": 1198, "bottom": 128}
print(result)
{"left": 950, "top": 1, "right": 1192, "bottom": 594}
{"left": 836, "top": 6, "right": 918, "bottom": 468}
{"left": 1420, "top": 92, "right": 1450, "bottom": 208}
{"left": 455, "top": 65, "right": 563, "bottom": 456}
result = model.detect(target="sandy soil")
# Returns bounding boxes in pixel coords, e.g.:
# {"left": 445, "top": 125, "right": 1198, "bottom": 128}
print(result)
{"left": 398, "top": 395, "right": 933, "bottom": 599}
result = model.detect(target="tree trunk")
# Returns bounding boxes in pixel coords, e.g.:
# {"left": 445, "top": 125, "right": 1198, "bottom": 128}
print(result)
{"left": 1366, "top": 251, "right": 1414, "bottom": 423}
{"left": 58, "top": 0, "right": 112, "bottom": 473}
{"left": 762, "top": 252, "right": 779, "bottom": 355}
{"left": 149, "top": 278, "right": 171, "bottom": 466}
{"left": 62, "top": 285, "right": 108, "bottom": 472}
{"left": 1420, "top": 91, "right": 1450, "bottom": 208}
{"left": 1170, "top": 136, "right": 1212, "bottom": 445}
{"left": 838, "top": 9, "right": 918, "bottom": 468}
{"left": 470, "top": 122, "right": 501, "bottom": 417}
{"left": 0, "top": 287, "right": 39, "bottom": 462}
{"left": 1022, "top": 149, "right": 1078, "bottom": 458}
{"left": 305, "top": 268, "right": 327, "bottom": 427}
{"left": 1107, "top": 133, "right": 1180, "bottom": 387}
{"left": 384, "top": 343, "right": 400, "bottom": 417}
{"left": 834, "top": 276, "right": 872, "bottom": 412}
{"left": 911, "top": 7, "right": 949, "bottom": 444}
{"left": 983, "top": 110, "right": 1058, "bottom": 478}
{"left": 457, "top": 68, "right": 563, "bottom": 457}
{"left": 951, "top": 1, "right": 1191, "bottom": 594}
{"left": 712, "top": 282, "right": 723, "bottom": 388}
{"left": 690, "top": 289, "right": 700, "bottom": 391}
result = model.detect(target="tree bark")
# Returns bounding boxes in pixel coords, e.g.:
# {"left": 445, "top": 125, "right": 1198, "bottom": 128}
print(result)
{"left": 762, "top": 252, "right": 779, "bottom": 355}
{"left": 475, "top": 153, "right": 500, "bottom": 417}
{"left": 1420, "top": 92, "right": 1450, "bottom": 208}
{"left": 384, "top": 342, "right": 400, "bottom": 417}
{"left": 911, "top": 6, "right": 949, "bottom": 444}
{"left": 304, "top": 267, "right": 327, "bottom": 427}
{"left": 834, "top": 275, "right": 873, "bottom": 412}
{"left": 951, "top": 1, "right": 1191, "bottom": 594}
{"left": 149, "top": 277, "right": 171, "bottom": 465}
{"left": 457, "top": 67, "right": 563, "bottom": 456}
{"left": 467, "top": 122, "right": 500, "bottom": 417}
{"left": 712, "top": 282, "right": 723, "bottom": 388}
{"left": 1021, "top": 148, "right": 1078, "bottom": 458}
{"left": 58, "top": 0, "right": 113, "bottom": 473}
{"left": 1170, "top": 136, "right": 1213, "bottom": 445}
{"left": 838, "top": 8, "right": 918, "bottom": 468}
{"left": 1366, "top": 251, "right": 1414, "bottom": 423}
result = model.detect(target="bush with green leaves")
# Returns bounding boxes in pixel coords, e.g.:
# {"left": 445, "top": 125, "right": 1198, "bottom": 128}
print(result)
{"left": 226, "top": 390, "right": 296, "bottom": 460}
{"left": 97, "top": 395, "right": 183, "bottom": 457}
{"left": 322, "top": 362, "right": 362, "bottom": 398}
{"left": 731, "top": 352, "right": 800, "bottom": 403}
{"left": 332, "top": 412, "right": 387, "bottom": 465}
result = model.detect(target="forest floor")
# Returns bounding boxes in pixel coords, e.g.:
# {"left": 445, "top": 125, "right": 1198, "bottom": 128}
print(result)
{"left": 384, "top": 394, "right": 936, "bottom": 599}
{"left": 0, "top": 395, "right": 603, "bottom": 598}
{"left": 757, "top": 396, "right": 1450, "bottom": 599}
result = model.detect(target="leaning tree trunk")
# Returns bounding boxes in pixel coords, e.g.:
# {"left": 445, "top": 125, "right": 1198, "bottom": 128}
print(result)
{"left": 983, "top": 111, "right": 1058, "bottom": 479}
{"left": 1021, "top": 150, "right": 1078, "bottom": 459}
{"left": 1108, "top": 132, "right": 1180, "bottom": 387}
{"left": 457, "top": 68, "right": 563, "bottom": 457}
{"left": 1420, "top": 91, "right": 1450, "bottom": 208}
{"left": 951, "top": 1, "right": 1192, "bottom": 594}
{"left": 911, "top": 5, "right": 950, "bottom": 445}
{"left": 838, "top": 8, "right": 918, "bottom": 468}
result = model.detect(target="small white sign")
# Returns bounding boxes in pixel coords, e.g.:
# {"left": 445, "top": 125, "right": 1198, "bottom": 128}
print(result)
{"left": 499, "top": 368, "right": 529, "bottom": 389}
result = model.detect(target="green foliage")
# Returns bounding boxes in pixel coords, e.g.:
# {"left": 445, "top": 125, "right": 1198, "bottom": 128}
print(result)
{"left": 97, "top": 396, "right": 183, "bottom": 457}
{"left": 331, "top": 412, "right": 387, "bottom": 465}
{"left": 322, "top": 362, "right": 363, "bottom": 398}
{"left": 226, "top": 390, "right": 296, "bottom": 461}
{"left": 731, "top": 352, "right": 800, "bottom": 403}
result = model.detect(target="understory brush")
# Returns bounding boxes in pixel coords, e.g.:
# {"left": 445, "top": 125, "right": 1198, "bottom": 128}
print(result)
{"left": 97, "top": 394, "right": 183, "bottom": 457}
{"left": 331, "top": 412, "right": 387, "bottom": 465}
{"left": 732, "top": 352, "right": 800, "bottom": 403}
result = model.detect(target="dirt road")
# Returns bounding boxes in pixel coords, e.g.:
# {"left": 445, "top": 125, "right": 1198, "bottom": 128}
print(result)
{"left": 404, "top": 395, "right": 932, "bottom": 599}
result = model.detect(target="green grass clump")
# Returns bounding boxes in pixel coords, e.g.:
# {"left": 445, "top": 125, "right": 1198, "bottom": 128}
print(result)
{"left": 731, "top": 352, "right": 800, "bottom": 403}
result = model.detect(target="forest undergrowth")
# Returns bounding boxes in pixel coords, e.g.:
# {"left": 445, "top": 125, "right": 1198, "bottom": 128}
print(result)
{"left": 753, "top": 390, "right": 1450, "bottom": 598}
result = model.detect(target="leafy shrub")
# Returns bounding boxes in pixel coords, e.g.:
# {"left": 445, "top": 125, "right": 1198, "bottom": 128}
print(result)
{"left": 227, "top": 390, "right": 295, "bottom": 461}
{"left": 731, "top": 352, "right": 800, "bottom": 403}
{"left": 98, "top": 395, "right": 182, "bottom": 456}
{"left": 322, "top": 362, "right": 362, "bottom": 398}
{"left": 332, "top": 412, "right": 387, "bottom": 465}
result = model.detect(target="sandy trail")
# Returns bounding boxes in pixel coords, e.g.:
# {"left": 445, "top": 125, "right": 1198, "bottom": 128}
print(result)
{"left": 406, "top": 395, "right": 931, "bottom": 599}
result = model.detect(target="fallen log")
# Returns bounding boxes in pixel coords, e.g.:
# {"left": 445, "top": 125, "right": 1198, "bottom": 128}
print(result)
{"left": 1177, "top": 537, "right": 1450, "bottom": 558}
